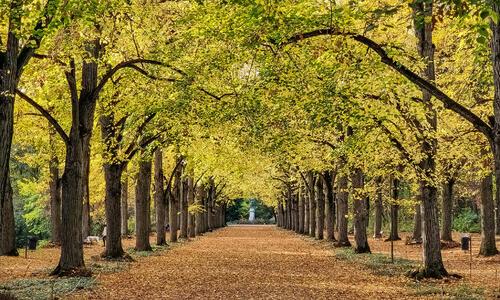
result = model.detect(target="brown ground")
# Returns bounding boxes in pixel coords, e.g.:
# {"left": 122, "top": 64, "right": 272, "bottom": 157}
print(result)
{"left": 1, "top": 226, "right": 498, "bottom": 299}
{"left": 73, "top": 225, "right": 410, "bottom": 299}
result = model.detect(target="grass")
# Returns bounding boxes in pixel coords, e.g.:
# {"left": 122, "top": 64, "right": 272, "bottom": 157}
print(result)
{"left": 335, "top": 247, "right": 415, "bottom": 277}
{"left": 127, "top": 244, "right": 169, "bottom": 257}
{"left": 409, "top": 282, "right": 484, "bottom": 299}
{"left": 0, "top": 277, "right": 95, "bottom": 300}
{"left": 334, "top": 248, "right": 484, "bottom": 299}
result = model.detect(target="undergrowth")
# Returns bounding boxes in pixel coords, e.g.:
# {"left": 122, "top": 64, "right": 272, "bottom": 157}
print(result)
{"left": 0, "top": 277, "right": 95, "bottom": 300}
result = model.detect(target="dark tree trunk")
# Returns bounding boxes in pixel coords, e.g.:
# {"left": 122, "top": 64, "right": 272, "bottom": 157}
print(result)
{"left": 373, "top": 177, "right": 383, "bottom": 239}
{"left": 479, "top": 173, "right": 499, "bottom": 256}
{"left": 179, "top": 177, "right": 188, "bottom": 239}
{"left": 81, "top": 160, "right": 91, "bottom": 239}
{"left": 490, "top": 3, "right": 500, "bottom": 237}
{"left": 195, "top": 185, "right": 204, "bottom": 235}
{"left": 315, "top": 176, "right": 325, "bottom": 240}
{"left": 1, "top": 176, "right": 16, "bottom": 256}
{"left": 102, "top": 163, "right": 125, "bottom": 258}
{"left": 308, "top": 173, "right": 316, "bottom": 237}
{"left": 386, "top": 176, "right": 401, "bottom": 241}
{"left": 352, "top": 168, "right": 370, "bottom": 253}
{"left": 56, "top": 131, "right": 85, "bottom": 273}
{"left": 298, "top": 186, "right": 305, "bottom": 234}
{"left": 411, "top": 0, "right": 447, "bottom": 278}
{"left": 100, "top": 113, "right": 128, "bottom": 258}
{"left": 187, "top": 176, "right": 195, "bottom": 238}
{"left": 303, "top": 186, "right": 309, "bottom": 235}
{"left": 441, "top": 179, "right": 454, "bottom": 242}
{"left": 323, "top": 171, "right": 336, "bottom": 241}
{"left": 49, "top": 129, "right": 62, "bottom": 245}
{"left": 207, "top": 178, "right": 214, "bottom": 231}
{"left": 135, "top": 159, "right": 152, "bottom": 251}
{"left": 0, "top": 26, "right": 18, "bottom": 257}
{"left": 293, "top": 193, "right": 299, "bottom": 233}
{"left": 154, "top": 149, "right": 166, "bottom": 245}
{"left": 121, "top": 170, "right": 128, "bottom": 237}
{"left": 412, "top": 203, "right": 422, "bottom": 243}
{"left": 336, "top": 173, "right": 351, "bottom": 247}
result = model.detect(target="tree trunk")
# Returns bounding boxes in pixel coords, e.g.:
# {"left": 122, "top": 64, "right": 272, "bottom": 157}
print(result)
{"left": 0, "top": 28, "right": 18, "bottom": 257}
{"left": 179, "top": 178, "right": 188, "bottom": 239}
{"left": 441, "top": 179, "right": 454, "bottom": 242}
{"left": 188, "top": 176, "right": 195, "bottom": 238}
{"left": 411, "top": 0, "right": 447, "bottom": 278}
{"left": 293, "top": 193, "right": 299, "bottom": 233}
{"left": 412, "top": 203, "right": 422, "bottom": 243}
{"left": 336, "top": 173, "right": 351, "bottom": 247}
{"left": 55, "top": 134, "right": 85, "bottom": 273}
{"left": 352, "top": 168, "right": 370, "bottom": 253}
{"left": 479, "top": 173, "right": 498, "bottom": 256}
{"left": 490, "top": 2, "right": 500, "bottom": 237}
{"left": 1, "top": 177, "right": 17, "bottom": 256}
{"left": 81, "top": 161, "right": 91, "bottom": 239}
{"left": 323, "top": 171, "right": 336, "bottom": 241}
{"left": 154, "top": 149, "right": 166, "bottom": 245}
{"left": 195, "top": 185, "right": 204, "bottom": 234}
{"left": 102, "top": 163, "right": 125, "bottom": 258}
{"left": 303, "top": 186, "right": 309, "bottom": 235}
{"left": 315, "top": 176, "right": 325, "bottom": 240}
{"left": 135, "top": 159, "right": 152, "bottom": 251}
{"left": 49, "top": 130, "right": 62, "bottom": 245}
{"left": 121, "top": 170, "right": 128, "bottom": 237}
{"left": 386, "top": 176, "right": 401, "bottom": 241}
{"left": 308, "top": 173, "right": 316, "bottom": 237}
{"left": 373, "top": 177, "right": 383, "bottom": 239}
{"left": 298, "top": 186, "right": 305, "bottom": 234}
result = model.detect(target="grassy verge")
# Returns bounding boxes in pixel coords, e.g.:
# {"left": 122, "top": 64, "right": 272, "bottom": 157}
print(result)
{"left": 0, "top": 277, "right": 95, "bottom": 300}
{"left": 127, "top": 244, "right": 169, "bottom": 257}
{"left": 334, "top": 247, "right": 484, "bottom": 299}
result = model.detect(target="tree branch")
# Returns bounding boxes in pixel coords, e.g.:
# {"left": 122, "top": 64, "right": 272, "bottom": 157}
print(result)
{"left": 16, "top": 89, "right": 69, "bottom": 145}
{"left": 283, "top": 28, "right": 494, "bottom": 142}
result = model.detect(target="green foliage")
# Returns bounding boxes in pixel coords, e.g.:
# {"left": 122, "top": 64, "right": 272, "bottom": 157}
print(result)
{"left": 0, "top": 277, "right": 95, "bottom": 300}
{"left": 453, "top": 208, "right": 481, "bottom": 233}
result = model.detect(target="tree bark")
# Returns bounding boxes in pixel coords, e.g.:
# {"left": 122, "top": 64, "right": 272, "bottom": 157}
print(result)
{"left": 102, "top": 163, "right": 125, "bottom": 258}
{"left": 441, "top": 179, "right": 454, "bottom": 242}
{"left": 135, "top": 159, "right": 152, "bottom": 251}
{"left": 303, "top": 185, "right": 309, "bottom": 235}
{"left": 373, "top": 177, "right": 383, "bottom": 239}
{"left": 308, "top": 173, "right": 316, "bottom": 237}
{"left": 179, "top": 177, "right": 188, "bottom": 239}
{"left": 0, "top": 24, "right": 19, "bottom": 257}
{"left": 1, "top": 176, "right": 17, "bottom": 256}
{"left": 411, "top": 0, "right": 447, "bottom": 278}
{"left": 336, "top": 173, "right": 351, "bottom": 247}
{"left": 188, "top": 176, "right": 196, "bottom": 238}
{"left": 121, "top": 170, "right": 128, "bottom": 237}
{"left": 49, "top": 129, "right": 62, "bottom": 245}
{"left": 323, "top": 171, "right": 336, "bottom": 241}
{"left": 386, "top": 176, "right": 401, "bottom": 241}
{"left": 154, "top": 149, "right": 166, "bottom": 245}
{"left": 195, "top": 185, "right": 204, "bottom": 234}
{"left": 298, "top": 186, "right": 305, "bottom": 234}
{"left": 490, "top": 2, "right": 500, "bottom": 238}
{"left": 315, "top": 176, "right": 325, "bottom": 240}
{"left": 412, "top": 203, "right": 422, "bottom": 243}
{"left": 352, "top": 168, "right": 370, "bottom": 253}
{"left": 479, "top": 173, "right": 499, "bottom": 256}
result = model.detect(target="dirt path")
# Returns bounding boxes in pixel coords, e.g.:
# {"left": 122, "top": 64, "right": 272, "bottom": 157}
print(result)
{"left": 74, "top": 225, "right": 413, "bottom": 299}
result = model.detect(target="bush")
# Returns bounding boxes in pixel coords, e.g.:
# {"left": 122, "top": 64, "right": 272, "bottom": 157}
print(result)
{"left": 453, "top": 208, "right": 480, "bottom": 233}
